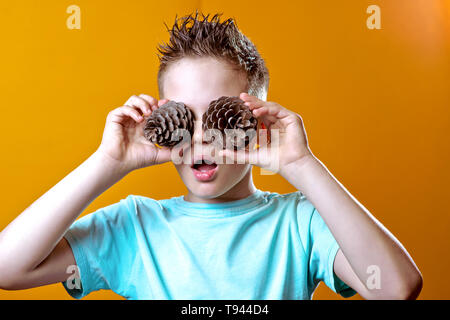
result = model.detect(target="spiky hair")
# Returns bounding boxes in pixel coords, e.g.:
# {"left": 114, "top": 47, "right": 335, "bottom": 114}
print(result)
{"left": 156, "top": 11, "right": 269, "bottom": 100}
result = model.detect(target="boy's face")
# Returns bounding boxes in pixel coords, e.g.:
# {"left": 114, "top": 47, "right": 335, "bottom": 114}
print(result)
{"left": 162, "top": 56, "right": 252, "bottom": 200}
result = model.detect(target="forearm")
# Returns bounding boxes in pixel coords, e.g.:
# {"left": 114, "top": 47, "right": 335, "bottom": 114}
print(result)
{"left": 280, "top": 155, "right": 421, "bottom": 296}
{"left": 0, "top": 150, "right": 127, "bottom": 275}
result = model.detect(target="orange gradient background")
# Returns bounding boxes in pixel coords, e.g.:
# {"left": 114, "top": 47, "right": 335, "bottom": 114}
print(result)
{"left": 0, "top": 0, "right": 449, "bottom": 300}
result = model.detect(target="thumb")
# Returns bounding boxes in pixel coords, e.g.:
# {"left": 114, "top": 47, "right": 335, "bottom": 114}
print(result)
{"left": 158, "top": 99, "right": 170, "bottom": 107}
{"left": 153, "top": 146, "right": 173, "bottom": 165}
{"left": 218, "top": 148, "right": 251, "bottom": 165}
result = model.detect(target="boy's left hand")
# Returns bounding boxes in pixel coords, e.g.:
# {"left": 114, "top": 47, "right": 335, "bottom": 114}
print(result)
{"left": 217, "top": 92, "right": 314, "bottom": 173}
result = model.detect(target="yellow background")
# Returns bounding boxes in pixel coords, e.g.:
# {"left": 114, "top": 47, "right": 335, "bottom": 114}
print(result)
{"left": 0, "top": 0, "right": 449, "bottom": 299}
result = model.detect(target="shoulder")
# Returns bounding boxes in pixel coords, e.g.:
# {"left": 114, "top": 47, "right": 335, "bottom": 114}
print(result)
{"left": 68, "top": 194, "right": 173, "bottom": 242}
{"left": 126, "top": 194, "right": 180, "bottom": 216}
{"left": 258, "top": 189, "right": 317, "bottom": 233}
{"left": 261, "top": 190, "right": 315, "bottom": 216}
{"left": 124, "top": 194, "right": 163, "bottom": 212}
{"left": 258, "top": 190, "right": 318, "bottom": 257}
{"left": 262, "top": 190, "right": 318, "bottom": 234}
{"left": 72, "top": 194, "right": 167, "bottom": 227}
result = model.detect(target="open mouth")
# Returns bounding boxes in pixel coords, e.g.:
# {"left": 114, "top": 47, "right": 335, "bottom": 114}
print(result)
{"left": 191, "top": 159, "right": 217, "bottom": 170}
{"left": 191, "top": 159, "right": 218, "bottom": 181}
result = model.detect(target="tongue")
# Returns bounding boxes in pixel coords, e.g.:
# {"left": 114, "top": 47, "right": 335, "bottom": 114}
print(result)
{"left": 197, "top": 164, "right": 216, "bottom": 171}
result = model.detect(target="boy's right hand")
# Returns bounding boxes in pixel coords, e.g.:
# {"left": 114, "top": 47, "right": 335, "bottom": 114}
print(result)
{"left": 96, "top": 94, "right": 176, "bottom": 174}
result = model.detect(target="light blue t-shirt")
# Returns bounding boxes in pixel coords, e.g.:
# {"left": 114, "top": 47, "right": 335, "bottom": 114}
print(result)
{"left": 62, "top": 189, "right": 356, "bottom": 299}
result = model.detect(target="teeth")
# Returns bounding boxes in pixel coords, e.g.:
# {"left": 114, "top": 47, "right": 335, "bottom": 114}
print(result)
{"left": 192, "top": 161, "right": 217, "bottom": 171}
{"left": 192, "top": 158, "right": 216, "bottom": 166}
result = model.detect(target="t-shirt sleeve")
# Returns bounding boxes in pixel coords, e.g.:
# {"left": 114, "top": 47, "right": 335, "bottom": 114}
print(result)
{"left": 61, "top": 195, "right": 136, "bottom": 299}
{"left": 296, "top": 192, "right": 356, "bottom": 298}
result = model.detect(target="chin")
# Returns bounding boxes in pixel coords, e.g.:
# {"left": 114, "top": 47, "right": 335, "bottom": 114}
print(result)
{"left": 188, "top": 184, "right": 224, "bottom": 199}
{"left": 183, "top": 166, "right": 228, "bottom": 199}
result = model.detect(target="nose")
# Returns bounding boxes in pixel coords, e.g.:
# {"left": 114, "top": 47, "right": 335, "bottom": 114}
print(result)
{"left": 190, "top": 117, "right": 220, "bottom": 161}
{"left": 191, "top": 118, "right": 207, "bottom": 146}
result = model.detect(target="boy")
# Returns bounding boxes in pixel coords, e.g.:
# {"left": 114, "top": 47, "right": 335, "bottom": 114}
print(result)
{"left": 0, "top": 11, "right": 422, "bottom": 299}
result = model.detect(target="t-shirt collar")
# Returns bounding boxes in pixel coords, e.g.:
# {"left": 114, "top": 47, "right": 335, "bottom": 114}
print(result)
{"left": 171, "top": 189, "right": 266, "bottom": 218}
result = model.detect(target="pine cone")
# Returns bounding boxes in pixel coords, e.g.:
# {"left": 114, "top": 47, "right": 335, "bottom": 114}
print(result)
{"left": 143, "top": 101, "right": 195, "bottom": 147}
{"left": 202, "top": 96, "right": 258, "bottom": 150}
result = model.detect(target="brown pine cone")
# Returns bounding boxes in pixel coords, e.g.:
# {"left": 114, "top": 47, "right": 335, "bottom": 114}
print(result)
{"left": 143, "top": 101, "right": 194, "bottom": 147}
{"left": 202, "top": 96, "right": 258, "bottom": 150}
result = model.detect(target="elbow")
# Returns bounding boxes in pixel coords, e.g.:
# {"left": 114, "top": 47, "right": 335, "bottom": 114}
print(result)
{"left": 0, "top": 271, "right": 18, "bottom": 291}
{"left": 0, "top": 260, "right": 24, "bottom": 291}
{"left": 0, "top": 272, "right": 35, "bottom": 291}
{"left": 0, "top": 272, "right": 28, "bottom": 291}
{"left": 0, "top": 279, "right": 18, "bottom": 291}
{"left": 0, "top": 261, "right": 11, "bottom": 290}
{"left": 0, "top": 275, "right": 15, "bottom": 291}
{"left": 401, "top": 271, "right": 423, "bottom": 300}
{"left": 388, "top": 270, "right": 423, "bottom": 300}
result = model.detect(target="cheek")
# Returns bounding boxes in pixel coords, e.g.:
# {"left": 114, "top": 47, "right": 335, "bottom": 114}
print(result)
{"left": 218, "top": 163, "right": 249, "bottom": 180}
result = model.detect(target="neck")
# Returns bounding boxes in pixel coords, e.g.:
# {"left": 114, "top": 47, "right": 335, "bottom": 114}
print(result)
{"left": 184, "top": 167, "right": 257, "bottom": 204}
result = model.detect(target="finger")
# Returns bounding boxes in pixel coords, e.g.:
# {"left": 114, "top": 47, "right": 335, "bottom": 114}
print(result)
{"left": 152, "top": 141, "right": 189, "bottom": 165}
{"left": 240, "top": 94, "right": 279, "bottom": 117}
{"left": 217, "top": 146, "right": 262, "bottom": 166}
{"left": 108, "top": 105, "right": 144, "bottom": 124}
{"left": 158, "top": 99, "right": 170, "bottom": 107}
{"left": 170, "top": 142, "right": 191, "bottom": 164}
{"left": 253, "top": 108, "right": 278, "bottom": 125}
{"left": 154, "top": 146, "right": 174, "bottom": 165}
{"left": 252, "top": 104, "right": 292, "bottom": 120}
{"left": 257, "top": 124, "right": 272, "bottom": 145}
{"left": 125, "top": 95, "right": 152, "bottom": 116}
{"left": 240, "top": 99, "right": 277, "bottom": 126}
{"left": 245, "top": 102, "right": 265, "bottom": 112}
{"left": 239, "top": 92, "right": 259, "bottom": 103}
{"left": 242, "top": 97, "right": 266, "bottom": 113}
{"left": 218, "top": 148, "right": 248, "bottom": 165}
{"left": 254, "top": 111, "right": 278, "bottom": 126}
{"left": 240, "top": 93, "right": 271, "bottom": 114}
{"left": 138, "top": 94, "right": 158, "bottom": 111}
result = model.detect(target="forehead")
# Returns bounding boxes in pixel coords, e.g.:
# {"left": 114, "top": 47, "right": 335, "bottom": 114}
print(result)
{"left": 162, "top": 57, "right": 247, "bottom": 113}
